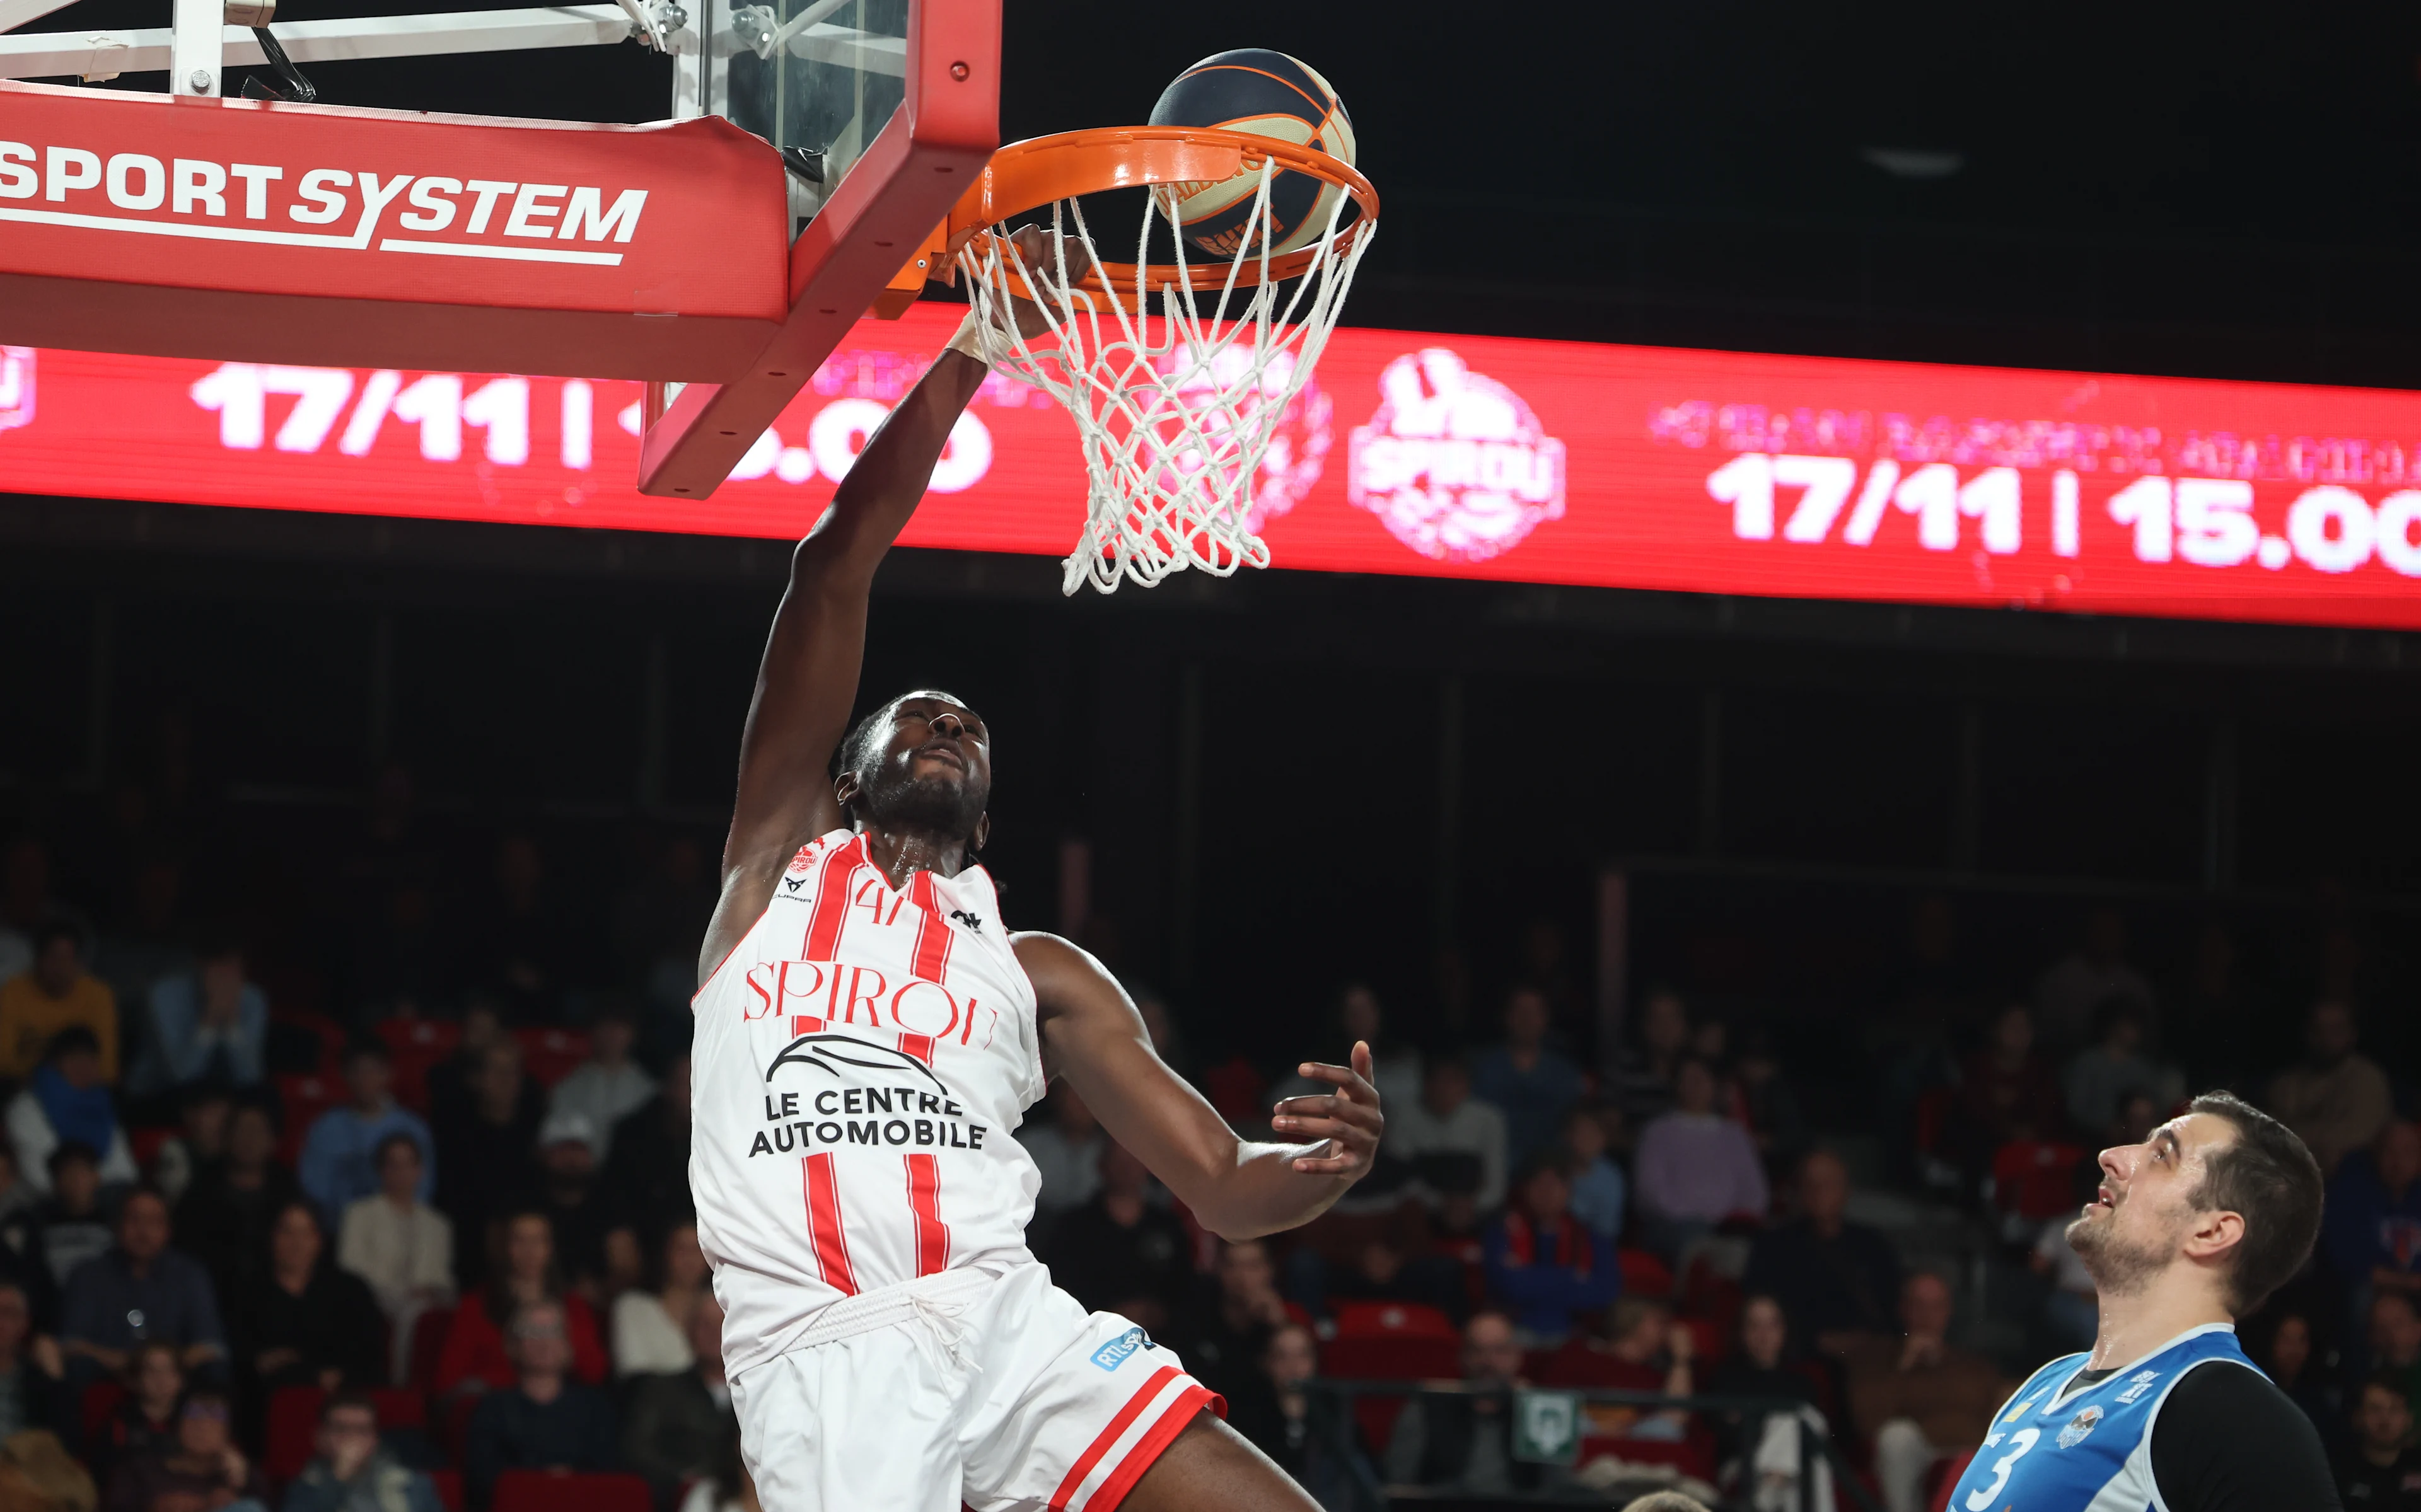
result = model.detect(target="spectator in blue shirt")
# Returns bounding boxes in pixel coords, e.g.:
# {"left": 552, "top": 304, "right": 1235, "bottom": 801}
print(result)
{"left": 299, "top": 1041, "right": 434, "bottom": 1226}
{"left": 59, "top": 1187, "right": 225, "bottom": 1392}
{"left": 1472, "top": 987, "right": 1587, "bottom": 1169}
{"left": 130, "top": 930, "right": 269, "bottom": 1102}
{"left": 2325, "top": 1119, "right": 2421, "bottom": 1329}
{"left": 1560, "top": 1105, "right": 1627, "bottom": 1245}
{"left": 1483, "top": 1158, "right": 1619, "bottom": 1344}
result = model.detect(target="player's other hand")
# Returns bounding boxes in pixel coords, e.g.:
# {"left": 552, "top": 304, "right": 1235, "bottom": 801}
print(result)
{"left": 1272, "top": 1039, "right": 1385, "bottom": 1180}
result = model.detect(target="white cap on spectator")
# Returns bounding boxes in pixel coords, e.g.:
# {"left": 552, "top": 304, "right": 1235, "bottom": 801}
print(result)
{"left": 538, "top": 1111, "right": 599, "bottom": 1153}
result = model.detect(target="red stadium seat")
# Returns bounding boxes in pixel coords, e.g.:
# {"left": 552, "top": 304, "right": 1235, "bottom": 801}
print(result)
{"left": 1323, "top": 1303, "right": 1460, "bottom": 1385}
{"left": 266, "top": 1386, "right": 326, "bottom": 1481}
{"left": 1992, "top": 1141, "right": 2087, "bottom": 1222}
{"left": 407, "top": 1306, "right": 458, "bottom": 1393}
{"left": 1351, "top": 1394, "right": 1405, "bottom": 1456}
{"left": 378, "top": 1019, "right": 463, "bottom": 1111}
{"left": 427, "top": 1470, "right": 463, "bottom": 1512}
{"left": 1931, "top": 1448, "right": 1978, "bottom": 1509}
{"left": 128, "top": 1126, "right": 176, "bottom": 1176}
{"left": 1617, "top": 1247, "right": 1674, "bottom": 1299}
{"left": 1332, "top": 1301, "right": 1456, "bottom": 1341}
{"left": 492, "top": 1470, "right": 652, "bottom": 1512}
{"left": 1678, "top": 1250, "right": 1743, "bottom": 1346}
{"left": 79, "top": 1380, "right": 124, "bottom": 1446}
{"left": 277, "top": 1072, "right": 345, "bottom": 1165}
{"left": 371, "top": 1387, "right": 428, "bottom": 1428}
{"left": 514, "top": 1029, "right": 591, "bottom": 1089}
{"left": 443, "top": 1394, "right": 482, "bottom": 1463}
{"left": 1675, "top": 1314, "right": 1724, "bottom": 1365}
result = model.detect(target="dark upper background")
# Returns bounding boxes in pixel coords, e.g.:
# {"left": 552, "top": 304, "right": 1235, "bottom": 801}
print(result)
{"left": 3, "top": 0, "right": 2418, "bottom": 1109}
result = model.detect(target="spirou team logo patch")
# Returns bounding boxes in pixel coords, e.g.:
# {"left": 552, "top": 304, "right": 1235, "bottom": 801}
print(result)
{"left": 2057, "top": 1405, "right": 2103, "bottom": 1448}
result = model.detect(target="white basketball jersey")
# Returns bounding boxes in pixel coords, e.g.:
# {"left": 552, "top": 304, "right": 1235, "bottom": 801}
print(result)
{"left": 691, "top": 828, "right": 1048, "bottom": 1379}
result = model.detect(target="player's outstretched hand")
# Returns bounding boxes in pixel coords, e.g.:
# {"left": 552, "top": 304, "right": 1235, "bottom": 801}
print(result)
{"left": 1272, "top": 1040, "right": 1385, "bottom": 1179}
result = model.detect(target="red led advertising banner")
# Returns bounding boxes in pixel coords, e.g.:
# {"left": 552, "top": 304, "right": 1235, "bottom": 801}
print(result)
{"left": 5, "top": 303, "right": 2421, "bottom": 628}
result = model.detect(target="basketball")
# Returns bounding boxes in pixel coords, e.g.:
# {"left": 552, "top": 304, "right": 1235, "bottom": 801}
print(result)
{"left": 1147, "top": 48, "right": 1357, "bottom": 258}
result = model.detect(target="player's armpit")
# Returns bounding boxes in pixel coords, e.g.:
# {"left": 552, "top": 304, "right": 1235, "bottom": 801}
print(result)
{"left": 1018, "top": 932, "right": 1383, "bottom": 1238}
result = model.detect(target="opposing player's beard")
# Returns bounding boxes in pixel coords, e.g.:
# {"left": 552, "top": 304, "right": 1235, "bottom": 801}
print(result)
{"left": 856, "top": 763, "right": 987, "bottom": 841}
{"left": 2067, "top": 1208, "right": 2173, "bottom": 1297}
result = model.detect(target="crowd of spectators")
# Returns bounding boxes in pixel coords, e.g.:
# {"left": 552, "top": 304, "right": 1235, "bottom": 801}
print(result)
{"left": 0, "top": 827, "right": 733, "bottom": 1512}
{"left": 0, "top": 807, "right": 2409, "bottom": 1512}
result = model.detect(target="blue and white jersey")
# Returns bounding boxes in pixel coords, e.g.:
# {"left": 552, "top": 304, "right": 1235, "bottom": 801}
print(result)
{"left": 1947, "top": 1324, "right": 2258, "bottom": 1512}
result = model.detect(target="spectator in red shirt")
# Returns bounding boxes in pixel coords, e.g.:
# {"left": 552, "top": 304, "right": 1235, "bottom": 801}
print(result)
{"left": 434, "top": 1210, "right": 607, "bottom": 1395}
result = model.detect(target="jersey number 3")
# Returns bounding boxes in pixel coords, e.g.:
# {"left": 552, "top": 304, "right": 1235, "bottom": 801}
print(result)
{"left": 1963, "top": 1427, "right": 2039, "bottom": 1511}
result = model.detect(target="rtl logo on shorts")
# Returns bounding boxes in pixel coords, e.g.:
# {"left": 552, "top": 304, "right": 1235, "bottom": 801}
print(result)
{"left": 1347, "top": 348, "right": 1567, "bottom": 563}
{"left": 0, "top": 348, "right": 32, "bottom": 434}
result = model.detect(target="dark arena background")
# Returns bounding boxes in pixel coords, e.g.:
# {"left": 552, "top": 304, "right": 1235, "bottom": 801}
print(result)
{"left": 2, "top": 1, "right": 2418, "bottom": 1509}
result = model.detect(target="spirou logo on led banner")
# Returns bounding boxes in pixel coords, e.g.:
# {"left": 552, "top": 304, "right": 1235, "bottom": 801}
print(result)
{"left": 1347, "top": 348, "right": 1566, "bottom": 562}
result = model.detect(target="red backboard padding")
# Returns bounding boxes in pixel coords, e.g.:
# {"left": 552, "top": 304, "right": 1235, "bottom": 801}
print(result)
{"left": 0, "top": 81, "right": 789, "bottom": 383}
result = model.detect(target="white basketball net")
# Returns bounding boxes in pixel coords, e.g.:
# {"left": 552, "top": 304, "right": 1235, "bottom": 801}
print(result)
{"left": 956, "top": 158, "right": 1374, "bottom": 594}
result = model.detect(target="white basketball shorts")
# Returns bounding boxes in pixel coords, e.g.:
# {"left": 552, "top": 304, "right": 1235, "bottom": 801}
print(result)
{"left": 726, "top": 1258, "right": 1220, "bottom": 1512}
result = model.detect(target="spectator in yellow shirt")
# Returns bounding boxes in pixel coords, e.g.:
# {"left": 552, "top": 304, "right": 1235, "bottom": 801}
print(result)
{"left": 0, "top": 922, "right": 118, "bottom": 1083}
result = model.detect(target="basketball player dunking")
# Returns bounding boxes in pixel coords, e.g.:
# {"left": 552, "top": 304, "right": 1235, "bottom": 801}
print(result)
{"left": 690, "top": 245, "right": 1380, "bottom": 1512}
{"left": 1946, "top": 1092, "right": 2340, "bottom": 1511}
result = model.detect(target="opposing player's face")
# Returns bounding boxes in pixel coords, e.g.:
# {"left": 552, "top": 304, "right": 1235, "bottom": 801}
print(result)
{"left": 2070, "top": 1112, "right": 2229, "bottom": 1286}
{"left": 849, "top": 693, "right": 992, "bottom": 840}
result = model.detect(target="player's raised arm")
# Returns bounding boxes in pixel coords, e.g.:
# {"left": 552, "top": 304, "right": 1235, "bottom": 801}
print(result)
{"left": 1016, "top": 932, "right": 1384, "bottom": 1239}
{"left": 700, "top": 238, "right": 1053, "bottom": 983}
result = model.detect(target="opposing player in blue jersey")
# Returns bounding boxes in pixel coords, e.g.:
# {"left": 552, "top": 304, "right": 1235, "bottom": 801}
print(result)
{"left": 1948, "top": 1091, "right": 2337, "bottom": 1512}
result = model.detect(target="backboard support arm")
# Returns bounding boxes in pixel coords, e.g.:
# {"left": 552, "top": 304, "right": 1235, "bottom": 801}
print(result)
{"left": 168, "top": 0, "right": 219, "bottom": 93}
{"left": 635, "top": 0, "right": 995, "bottom": 498}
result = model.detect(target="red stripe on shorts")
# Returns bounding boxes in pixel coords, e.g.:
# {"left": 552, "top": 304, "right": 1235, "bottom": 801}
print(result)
{"left": 905, "top": 1152, "right": 948, "bottom": 1277}
{"left": 800, "top": 1152, "right": 856, "bottom": 1296}
{"left": 1086, "top": 1383, "right": 1217, "bottom": 1512}
{"left": 800, "top": 835, "right": 864, "bottom": 961}
{"left": 1049, "top": 1365, "right": 1179, "bottom": 1511}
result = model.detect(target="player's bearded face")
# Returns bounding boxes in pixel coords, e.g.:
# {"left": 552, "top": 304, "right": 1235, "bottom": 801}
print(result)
{"left": 857, "top": 729, "right": 990, "bottom": 838}
{"left": 2069, "top": 1162, "right": 2190, "bottom": 1295}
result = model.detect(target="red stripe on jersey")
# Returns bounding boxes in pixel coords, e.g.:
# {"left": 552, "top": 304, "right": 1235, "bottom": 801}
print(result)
{"left": 907, "top": 872, "right": 952, "bottom": 983}
{"left": 897, "top": 1033, "right": 934, "bottom": 1063}
{"left": 800, "top": 835, "right": 866, "bottom": 961}
{"left": 1084, "top": 1383, "right": 1218, "bottom": 1512}
{"left": 1050, "top": 1365, "right": 1180, "bottom": 1511}
{"left": 791, "top": 1015, "right": 823, "bottom": 1037}
{"left": 800, "top": 1153, "right": 856, "bottom": 1296}
{"left": 905, "top": 1153, "right": 948, "bottom": 1277}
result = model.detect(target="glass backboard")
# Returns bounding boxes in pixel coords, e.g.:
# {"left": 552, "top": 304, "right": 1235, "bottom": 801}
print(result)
{"left": 683, "top": 0, "right": 908, "bottom": 231}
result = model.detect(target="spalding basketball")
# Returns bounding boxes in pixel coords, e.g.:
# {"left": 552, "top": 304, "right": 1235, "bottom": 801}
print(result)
{"left": 1147, "top": 49, "right": 1357, "bottom": 258}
